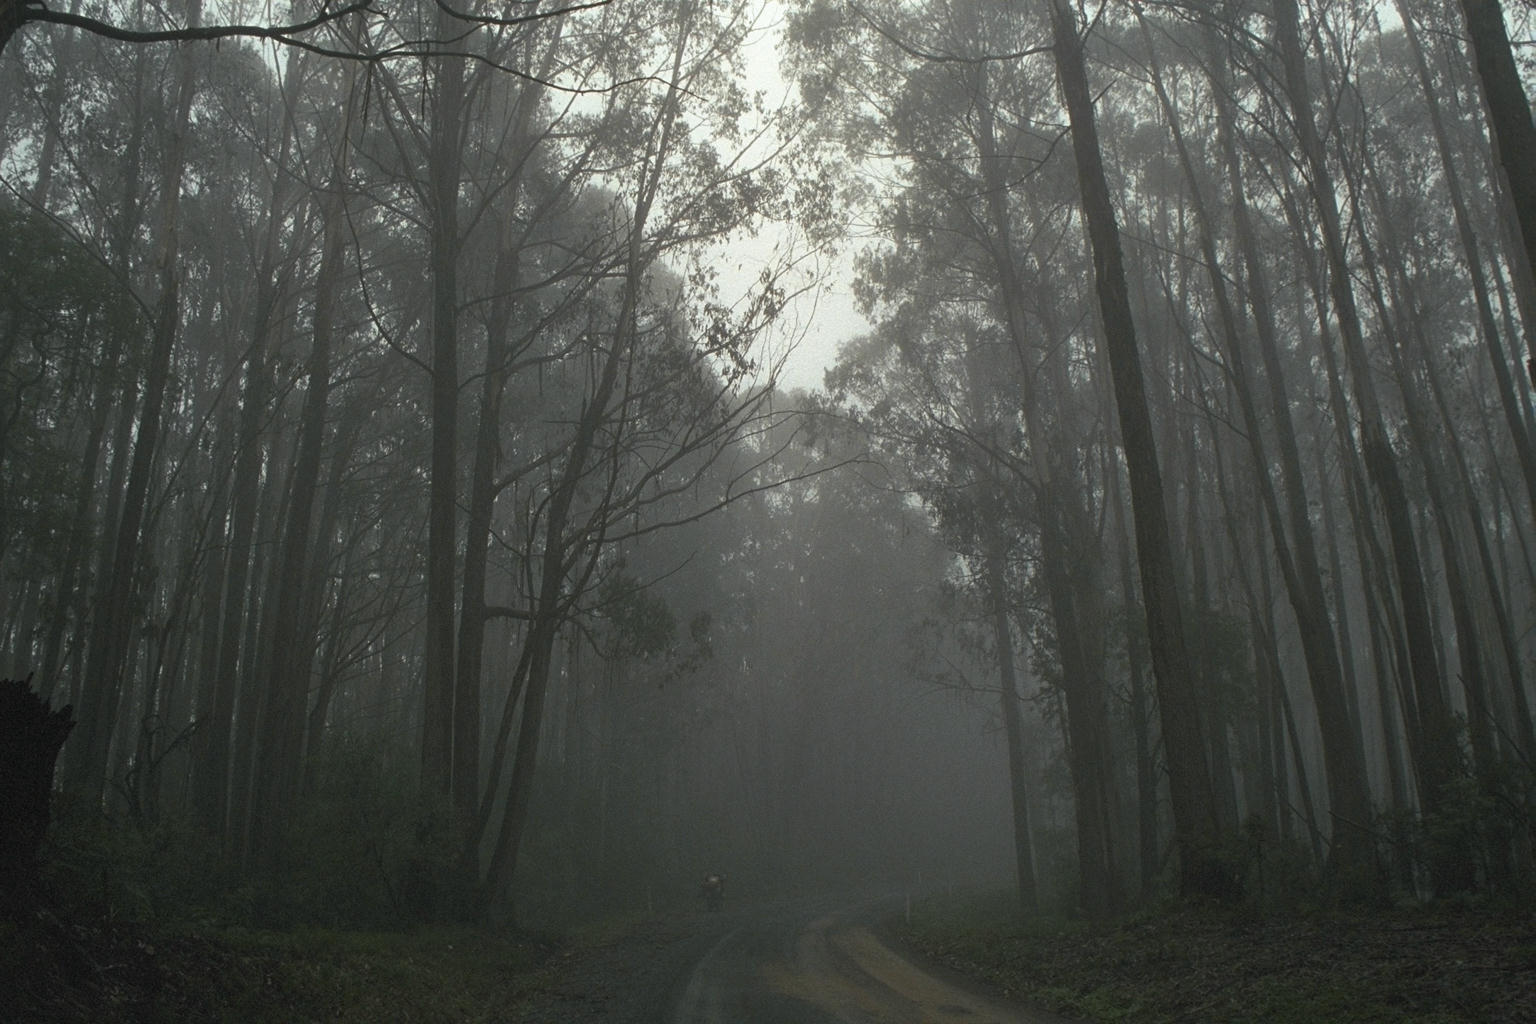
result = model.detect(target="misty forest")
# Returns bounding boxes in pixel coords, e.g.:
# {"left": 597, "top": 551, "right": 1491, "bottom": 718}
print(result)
{"left": 5, "top": 0, "right": 1536, "bottom": 1021}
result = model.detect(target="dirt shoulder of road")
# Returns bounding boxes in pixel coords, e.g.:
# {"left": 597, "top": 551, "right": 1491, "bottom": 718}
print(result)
{"left": 894, "top": 894, "right": 1536, "bottom": 1024}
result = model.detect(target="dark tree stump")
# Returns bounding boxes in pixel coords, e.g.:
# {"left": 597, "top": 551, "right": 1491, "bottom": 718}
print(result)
{"left": 0, "top": 676, "right": 73, "bottom": 911}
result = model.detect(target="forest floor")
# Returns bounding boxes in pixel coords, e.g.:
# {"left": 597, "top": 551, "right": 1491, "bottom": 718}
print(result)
{"left": 6, "top": 892, "right": 1536, "bottom": 1022}
{"left": 1, "top": 903, "right": 724, "bottom": 1024}
{"left": 896, "top": 891, "right": 1536, "bottom": 1023}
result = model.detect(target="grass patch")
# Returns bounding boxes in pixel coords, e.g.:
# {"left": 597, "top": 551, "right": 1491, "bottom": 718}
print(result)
{"left": 5, "top": 915, "right": 557, "bottom": 1023}
{"left": 896, "top": 891, "right": 1536, "bottom": 1023}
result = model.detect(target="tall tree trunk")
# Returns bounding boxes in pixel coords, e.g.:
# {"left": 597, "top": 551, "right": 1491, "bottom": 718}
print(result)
{"left": 24, "top": 0, "right": 81, "bottom": 209}
{"left": 452, "top": 240, "right": 513, "bottom": 889}
{"left": 422, "top": 41, "right": 466, "bottom": 801}
{"left": 1048, "top": 0, "right": 1226, "bottom": 898}
{"left": 451, "top": 33, "right": 558, "bottom": 839}
{"left": 249, "top": 151, "right": 348, "bottom": 874}
{"left": 190, "top": 49, "right": 305, "bottom": 838}
{"left": 1398, "top": 0, "right": 1536, "bottom": 520}
{"left": 1269, "top": 0, "right": 1468, "bottom": 894}
{"left": 1459, "top": 0, "right": 1536, "bottom": 358}
{"left": 299, "top": 408, "right": 366, "bottom": 787}
{"left": 1112, "top": 467, "right": 1160, "bottom": 895}
{"left": 66, "top": 3, "right": 202, "bottom": 802}
{"left": 481, "top": 9, "right": 693, "bottom": 912}
{"left": 228, "top": 429, "right": 289, "bottom": 863}
{"left": 970, "top": 51, "right": 1118, "bottom": 916}
{"left": 983, "top": 530, "right": 1038, "bottom": 916}
{"left": 1346, "top": 139, "right": 1503, "bottom": 783}
{"left": 1184, "top": 18, "right": 1381, "bottom": 883}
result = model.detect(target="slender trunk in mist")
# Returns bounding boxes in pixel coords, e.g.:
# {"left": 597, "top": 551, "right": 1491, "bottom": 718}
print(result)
{"left": 1459, "top": 0, "right": 1536, "bottom": 360}
{"left": 228, "top": 430, "right": 288, "bottom": 860}
{"left": 1426, "top": 362, "right": 1536, "bottom": 758}
{"left": 1111, "top": 466, "right": 1160, "bottom": 894}
{"left": 482, "top": 11, "right": 692, "bottom": 911}
{"left": 1352, "top": 160, "right": 1517, "bottom": 877}
{"left": 191, "top": 50, "right": 305, "bottom": 838}
{"left": 1347, "top": 145, "right": 1504, "bottom": 789}
{"left": 37, "top": 286, "right": 134, "bottom": 703}
{"left": 984, "top": 538, "right": 1038, "bottom": 917}
{"left": 423, "top": 40, "right": 466, "bottom": 802}
{"left": 971, "top": 53, "right": 1116, "bottom": 916}
{"left": 1144, "top": 16, "right": 1376, "bottom": 884}
{"left": 454, "top": 244, "right": 513, "bottom": 832}
{"left": 453, "top": 237, "right": 519, "bottom": 892}
{"left": 1048, "top": 0, "right": 1225, "bottom": 898}
{"left": 1240, "top": 508, "right": 1324, "bottom": 860}
{"left": 26, "top": 0, "right": 81, "bottom": 210}
{"left": 76, "top": 83, "right": 147, "bottom": 709}
{"left": 1270, "top": 0, "right": 1468, "bottom": 893}
{"left": 1397, "top": 2, "right": 1536, "bottom": 758}
{"left": 1398, "top": 1, "right": 1536, "bottom": 520}
{"left": 67, "top": 5, "right": 201, "bottom": 802}
{"left": 1040, "top": 498, "right": 1124, "bottom": 917}
{"left": 250, "top": 143, "right": 348, "bottom": 873}
{"left": 1179, "top": 415, "right": 1240, "bottom": 835}
{"left": 482, "top": 464, "right": 586, "bottom": 907}
{"left": 483, "top": 231, "right": 643, "bottom": 905}
{"left": 455, "top": 61, "right": 550, "bottom": 840}
{"left": 299, "top": 407, "right": 367, "bottom": 783}
{"left": 1297, "top": 210, "right": 1428, "bottom": 884}
{"left": 1248, "top": 601, "right": 1283, "bottom": 841}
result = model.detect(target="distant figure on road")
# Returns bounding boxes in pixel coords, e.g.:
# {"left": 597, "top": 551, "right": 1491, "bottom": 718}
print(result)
{"left": 701, "top": 873, "right": 725, "bottom": 911}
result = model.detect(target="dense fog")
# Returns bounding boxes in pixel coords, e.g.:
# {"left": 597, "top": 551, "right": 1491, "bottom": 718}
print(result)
{"left": 4, "top": 0, "right": 1536, "bottom": 942}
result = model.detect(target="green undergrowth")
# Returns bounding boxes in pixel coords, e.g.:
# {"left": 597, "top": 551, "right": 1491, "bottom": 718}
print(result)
{"left": 3, "top": 916, "right": 558, "bottom": 1023}
{"left": 895, "top": 890, "right": 1536, "bottom": 1023}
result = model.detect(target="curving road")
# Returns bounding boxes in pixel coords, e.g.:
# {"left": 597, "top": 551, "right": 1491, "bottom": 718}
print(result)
{"left": 668, "top": 896, "right": 1074, "bottom": 1024}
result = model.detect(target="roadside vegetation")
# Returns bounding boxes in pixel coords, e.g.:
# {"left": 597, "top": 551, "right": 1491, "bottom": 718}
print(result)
{"left": 3, "top": 916, "right": 553, "bottom": 1024}
{"left": 2, "top": 804, "right": 554, "bottom": 1024}
{"left": 898, "top": 890, "right": 1536, "bottom": 1024}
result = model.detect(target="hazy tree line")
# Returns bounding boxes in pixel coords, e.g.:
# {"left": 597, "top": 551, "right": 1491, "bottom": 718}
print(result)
{"left": 6, "top": 0, "right": 1536, "bottom": 932}
{"left": 784, "top": 0, "right": 1536, "bottom": 913}
{"left": 2, "top": 0, "right": 1029, "bottom": 929}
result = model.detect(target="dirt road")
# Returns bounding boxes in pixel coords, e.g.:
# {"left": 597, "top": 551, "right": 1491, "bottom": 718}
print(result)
{"left": 515, "top": 894, "right": 1072, "bottom": 1024}
{"left": 670, "top": 896, "right": 1071, "bottom": 1024}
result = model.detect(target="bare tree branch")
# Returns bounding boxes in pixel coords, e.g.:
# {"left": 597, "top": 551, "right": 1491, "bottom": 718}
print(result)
{"left": 6, "top": 0, "right": 669, "bottom": 95}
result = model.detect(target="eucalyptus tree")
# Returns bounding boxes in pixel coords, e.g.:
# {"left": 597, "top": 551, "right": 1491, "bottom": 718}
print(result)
{"left": 1125, "top": 3, "right": 1379, "bottom": 888}
{"left": 1457, "top": 0, "right": 1536, "bottom": 316}
{"left": 244, "top": 56, "right": 367, "bottom": 872}
{"left": 1258, "top": 0, "right": 1473, "bottom": 893}
{"left": 192, "top": 41, "right": 323, "bottom": 843}
{"left": 1390, "top": 1, "right": 1536, "bottom": 529}
{"left": 66, "top": 0, "right": 208, "bottom": 803}
{"left": 409, "top": 0, "right": 823, "bottom": 913}
{"left": 1382, "top": 3, "right": 1536, "bottom": 763}
{"left": 0, "top": 207, "right": 146, "bottom": 676}
{"left": 1045, "top": 0, "right": 1232, "bottom": 899}
{"left": 787, "top": 0, "right": 1250, "bottom": 906}
{"left": 790, "top": 0, "right": 1139, "bottom": 914}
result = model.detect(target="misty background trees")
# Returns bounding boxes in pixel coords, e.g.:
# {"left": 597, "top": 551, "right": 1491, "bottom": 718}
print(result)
{"left": 3, "top": 0, "right": 1536, "bottom": 930}
{"left": 788, "top": 0, "right": 1536, "bottom": 910}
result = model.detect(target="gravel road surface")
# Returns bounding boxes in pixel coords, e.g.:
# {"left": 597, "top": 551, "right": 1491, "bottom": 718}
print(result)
{"left": 514, "top": 894, "right": 1074, "bottom": 1024}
